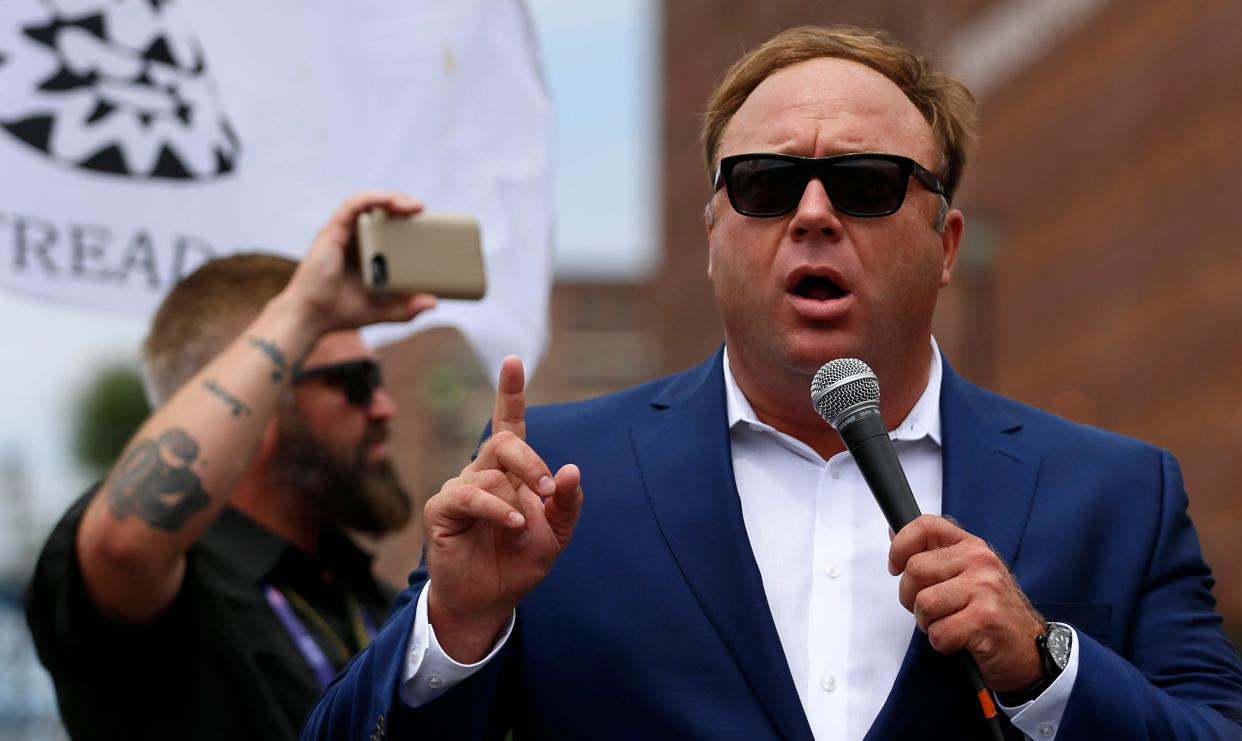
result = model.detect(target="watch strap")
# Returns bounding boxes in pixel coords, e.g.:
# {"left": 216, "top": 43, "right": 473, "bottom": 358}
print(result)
{"left": 995, "top": 622, "right": 1069, "bottom": 706}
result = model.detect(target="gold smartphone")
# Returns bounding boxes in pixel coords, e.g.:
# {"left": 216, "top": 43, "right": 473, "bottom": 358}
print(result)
{"left": 356, "top": 209, "right": 486, "bottom": 300}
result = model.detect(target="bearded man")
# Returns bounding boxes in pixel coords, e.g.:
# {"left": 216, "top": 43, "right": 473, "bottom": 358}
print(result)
{"left": 26, "top": 193, "right": 436, "bottom": 740}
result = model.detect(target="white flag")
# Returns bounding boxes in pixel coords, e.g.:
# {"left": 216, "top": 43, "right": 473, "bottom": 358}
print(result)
{"left": 0, "top": 0, "right": 553, "bottom": 380}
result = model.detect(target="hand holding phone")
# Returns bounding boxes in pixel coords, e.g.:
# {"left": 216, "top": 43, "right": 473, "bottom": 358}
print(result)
{"left": 356, "top": 209, "right": 487, "bottom": 300}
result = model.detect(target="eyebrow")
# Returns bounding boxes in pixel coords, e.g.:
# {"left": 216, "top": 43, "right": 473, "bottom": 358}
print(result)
{"left": 293, "top": 359, "right": 378, "bottom": 379}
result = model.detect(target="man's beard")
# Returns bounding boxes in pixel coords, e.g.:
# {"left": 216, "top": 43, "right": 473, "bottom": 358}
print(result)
{"left": 269, "top": 408, "right": 412, "bottom": 536}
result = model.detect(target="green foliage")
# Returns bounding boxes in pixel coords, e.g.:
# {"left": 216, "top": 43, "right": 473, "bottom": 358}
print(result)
{"left": 72, "top": 364, "right": 151, "bottom": 476}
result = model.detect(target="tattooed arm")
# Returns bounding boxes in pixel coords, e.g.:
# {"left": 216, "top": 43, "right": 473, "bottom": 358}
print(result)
{"left": 75, "top": 191, "right": 436, "bottom": 624}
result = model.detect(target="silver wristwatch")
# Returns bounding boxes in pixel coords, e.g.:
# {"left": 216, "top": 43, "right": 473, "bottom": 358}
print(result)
{"left": 996, "top": 621, "right": 1073, "bottom": 705}
{"left": 1044, "top": 621, "right": 1073, "bottom": 673}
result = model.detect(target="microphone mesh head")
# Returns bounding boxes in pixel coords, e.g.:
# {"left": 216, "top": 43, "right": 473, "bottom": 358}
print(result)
{"left": 811, "top": 358, "right": 880, "bottom": 427}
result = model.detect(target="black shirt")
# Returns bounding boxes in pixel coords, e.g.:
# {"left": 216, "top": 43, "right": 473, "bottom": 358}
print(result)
{"left": 25, "top": 489, "right": 394, "bottom": 740}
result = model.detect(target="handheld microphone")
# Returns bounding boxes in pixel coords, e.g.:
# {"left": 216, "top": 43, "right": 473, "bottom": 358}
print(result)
{"left": 811, "top": 358, "right": 1003, "bottom": 741}
{"left": 810, "top": 358, "right": 920, "bottom": 532}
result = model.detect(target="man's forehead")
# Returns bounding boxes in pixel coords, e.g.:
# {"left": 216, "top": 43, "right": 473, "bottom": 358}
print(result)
{"left": 303, "top": 330, "right": 377, "bottom": 367}
{"left": 720, "top": 57, "right": 935, "bottom": 161}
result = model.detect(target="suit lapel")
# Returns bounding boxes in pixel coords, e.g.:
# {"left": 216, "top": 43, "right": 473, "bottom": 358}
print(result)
{"left": 938, "top": 361, "right": 1040, "bottom": 568}
{"left": 866, "top": 360, "right": 1040, "bottom": 740}
{"left": 629, "top": 351, "right": 814, "bottom": 741}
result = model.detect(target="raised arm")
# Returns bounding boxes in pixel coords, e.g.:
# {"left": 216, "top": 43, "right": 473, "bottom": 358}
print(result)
{"left": 76, "top": 191, "right": 436, "bottom": 623}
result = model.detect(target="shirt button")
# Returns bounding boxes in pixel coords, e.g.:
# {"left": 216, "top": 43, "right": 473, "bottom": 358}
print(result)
{"left": 824, "top": 563, "right": 842, "bottom": 579}
{"left": 821, "top": 674, "right": 837, "bottom": 692}
{"left": 829, "top": 462, "right": 842, "bottom": 478}
{"left": 1038, "top": 722, "right": 1055, "bottom": 737}
{"left": 426, "top": 673, "right": 444, "bottom": 689}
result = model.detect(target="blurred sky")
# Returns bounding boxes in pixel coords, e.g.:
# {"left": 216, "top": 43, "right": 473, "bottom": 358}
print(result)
{"left": 0, "top": 0, "right": 658, "bottom": 557}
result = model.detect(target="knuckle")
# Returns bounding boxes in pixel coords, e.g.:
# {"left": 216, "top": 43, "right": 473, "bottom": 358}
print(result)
{"left": 427, "top": 479, "right": 458, "bottom": 505}
{"left": 972, "top": 599, "right": 998, "bottom": 626}
{"left": 968, "top": 547, "right": 996, "bottom": 570}
{"left": 898, "top": 587, "right": 915, "bottom": 612}
{"left": 905, "top": 552, "right": 929, "bottom": 577}
{"left": 913, "top": 590, "right": 935, "bottom": 618}
{"left": 527, "top": 461, "right": 548, "bottom": 482}
{"left": 979, "top": 568, "right": 1006, "bottom": 593}
{"left": 475, "top": 468, "right": 507, "bottom": 488}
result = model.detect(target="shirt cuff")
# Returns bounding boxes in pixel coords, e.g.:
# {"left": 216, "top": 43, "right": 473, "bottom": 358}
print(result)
{"left": 398, "top": 582, "right": 516, "bottom": 708}
{"left": 997, "top": 623, "right": 1080, "bottom": 740}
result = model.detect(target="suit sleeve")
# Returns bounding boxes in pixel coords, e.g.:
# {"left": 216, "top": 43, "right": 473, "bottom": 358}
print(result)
{"left": 300, "top": 563, "right": 517, "bottom": 740}
{"left": 1057, "top": 452, "right": 1242, "bottom": 740}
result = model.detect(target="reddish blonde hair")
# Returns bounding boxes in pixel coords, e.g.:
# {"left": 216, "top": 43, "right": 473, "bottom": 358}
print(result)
{"left": 702, "top": 25, "right": 978, "bottom": 202}
{"left": 141, "top": 254, "right": 295, "bottom": 406}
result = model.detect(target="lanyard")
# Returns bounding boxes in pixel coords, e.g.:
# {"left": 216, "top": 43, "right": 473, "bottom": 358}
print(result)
{"left": 263, "top": 583, "right": 376, "bottom": 688}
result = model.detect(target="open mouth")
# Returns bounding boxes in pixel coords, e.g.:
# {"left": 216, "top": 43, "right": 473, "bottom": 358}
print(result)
{"left": 791, "top": 274, "right": 848, "bottom": 301}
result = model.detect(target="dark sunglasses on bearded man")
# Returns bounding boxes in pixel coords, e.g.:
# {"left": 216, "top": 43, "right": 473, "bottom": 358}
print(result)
{"left": 291, "top": 359, "right": 383, "bottom": 407}
{"left": 713, "top": 151, "right": 945, "bottom": 218}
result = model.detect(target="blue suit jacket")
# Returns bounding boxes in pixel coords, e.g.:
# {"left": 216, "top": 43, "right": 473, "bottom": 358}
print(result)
{"left": 304, "top": 351, "right": 1242, "bottom": 740}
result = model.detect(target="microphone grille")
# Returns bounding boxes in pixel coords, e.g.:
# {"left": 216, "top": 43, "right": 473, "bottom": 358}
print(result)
{"left": 811, "top": 358, "right": 880, "bottom": 427}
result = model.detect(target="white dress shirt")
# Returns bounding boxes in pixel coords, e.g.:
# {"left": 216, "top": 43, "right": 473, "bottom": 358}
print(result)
{"left": 401, "top": 339, "right": 1078, "bottom": 740}
{"left": 724, "top": 340, "right": 1077, "bottom": 740}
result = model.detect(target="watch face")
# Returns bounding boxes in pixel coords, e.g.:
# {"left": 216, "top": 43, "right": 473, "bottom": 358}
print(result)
{"left": 1046, "top": 623, "right": 1073, "bottom": 670}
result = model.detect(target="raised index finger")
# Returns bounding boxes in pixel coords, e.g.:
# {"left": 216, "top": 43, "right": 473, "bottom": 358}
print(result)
{"left": 492, "top": 355, "right": 527, "bottom": 440}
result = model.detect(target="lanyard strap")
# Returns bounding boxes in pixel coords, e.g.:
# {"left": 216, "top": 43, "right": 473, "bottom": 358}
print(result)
{"left": 348, "top": 594, "right": 378, "bottom": 650}
{"left": 264, "top": 584, "right": 336, "bottom": 688}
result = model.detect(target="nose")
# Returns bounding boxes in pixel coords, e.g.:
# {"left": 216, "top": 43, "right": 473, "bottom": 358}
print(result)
{"left": 788, "top": 177, "right": 842, "bottom": 241}
{"left": 367, "top": 386, "right": 397, "bottom": 422}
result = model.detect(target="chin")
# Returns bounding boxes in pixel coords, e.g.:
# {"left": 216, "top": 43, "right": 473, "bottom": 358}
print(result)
{"left": 781, "top": 330, "right": 866, "bottom": 373}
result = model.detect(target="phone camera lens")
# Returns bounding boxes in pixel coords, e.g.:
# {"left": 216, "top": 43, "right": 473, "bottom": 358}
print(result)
{"left": 370, "top": 254, "right": 388, "bottom": 289}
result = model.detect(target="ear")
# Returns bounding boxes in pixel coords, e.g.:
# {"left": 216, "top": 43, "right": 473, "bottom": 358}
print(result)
{"left": 939, "top": 208, "right": 964, "bottom": 287}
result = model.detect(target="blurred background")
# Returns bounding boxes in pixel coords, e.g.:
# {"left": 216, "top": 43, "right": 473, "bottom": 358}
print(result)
{"left": 2, "top": 0, "right": 1240, "bottom": 736}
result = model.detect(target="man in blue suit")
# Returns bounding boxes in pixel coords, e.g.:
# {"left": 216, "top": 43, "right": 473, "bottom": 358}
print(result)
{"left": 303, "top": 26, "right": 1242, "bottom": 740}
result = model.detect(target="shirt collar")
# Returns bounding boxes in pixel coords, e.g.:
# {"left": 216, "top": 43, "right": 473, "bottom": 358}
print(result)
{"left": 199, "top": 506, "right": 290, "bottom": 582}
{"left": 199, "top": 507, "right": 376, "bottom": 585}
{"left": 722, "top": 338, "right": 943, "bottom": 448}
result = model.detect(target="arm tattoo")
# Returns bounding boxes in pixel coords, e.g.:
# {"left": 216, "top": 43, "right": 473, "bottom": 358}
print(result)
{"left": 105, "top": 429, "right": 211, "bottom": 530}
{"left": 202, "top": 379, "right": 252, "bottom": 417}
{"left": 247, "top": 336, "right": 288, "bottom": 382}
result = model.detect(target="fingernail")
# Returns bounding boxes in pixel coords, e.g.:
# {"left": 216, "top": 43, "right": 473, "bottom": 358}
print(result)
{"left": 507, "top": 511, "right": 525, "bottom": 527}
{"left": 516, "top": 530, "right": 531, "bottom": 547}
{"left": 538, "top": 476, "right": 555, "bottom": 496}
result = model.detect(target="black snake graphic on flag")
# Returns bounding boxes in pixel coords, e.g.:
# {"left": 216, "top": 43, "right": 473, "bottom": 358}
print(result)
{"left": 0, "top": 0, "right": 240, "bottom": 180}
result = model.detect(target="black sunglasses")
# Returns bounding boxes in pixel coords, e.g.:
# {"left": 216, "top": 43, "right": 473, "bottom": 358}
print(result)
{"left": 291, "top": 359, "right": 383, "bottom": 407}
{"left": 713, "top": 152, "right": 945, "bottom": 218}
